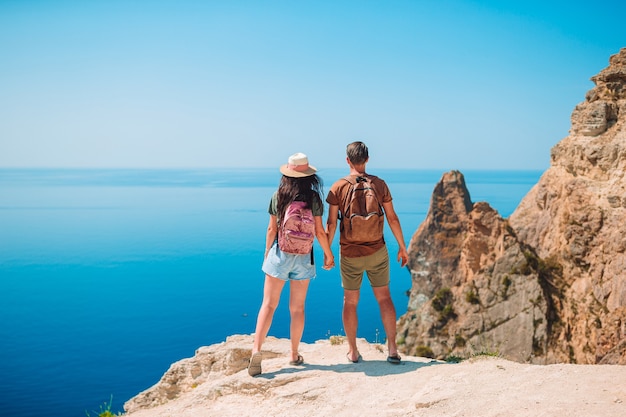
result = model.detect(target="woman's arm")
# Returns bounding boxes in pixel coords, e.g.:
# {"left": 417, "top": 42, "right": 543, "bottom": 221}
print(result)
{"left": 314, "top": 216, "right": 335, "bottom": 269}
{"left": 265, "top": 215, "right": 278, "bottom": 258}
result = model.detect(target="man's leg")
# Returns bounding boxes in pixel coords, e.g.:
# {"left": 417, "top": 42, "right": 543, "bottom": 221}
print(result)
{"left": 372, "top": 285, "right": 399, "bottom": 358}
{"left": 343, "top": 288, "right": 361, "bottom": 362}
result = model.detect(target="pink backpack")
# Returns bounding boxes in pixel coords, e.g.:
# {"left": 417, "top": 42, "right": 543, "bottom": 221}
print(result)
{"left": 278, "top": 200, "right": 315, "bottom": 254}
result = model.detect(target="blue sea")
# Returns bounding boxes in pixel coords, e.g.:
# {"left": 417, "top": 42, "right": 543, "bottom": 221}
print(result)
{"left": 0, "top": 168, "right": 542, "bottom": 416}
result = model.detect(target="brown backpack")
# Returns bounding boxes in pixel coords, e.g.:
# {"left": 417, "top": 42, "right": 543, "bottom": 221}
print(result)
{"left": 339, "top": 176, "right": 384, "bottom": 243}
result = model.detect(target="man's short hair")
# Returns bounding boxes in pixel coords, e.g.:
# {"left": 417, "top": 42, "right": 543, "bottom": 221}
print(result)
{"left": 346, "top": 141, "right": 369, "bottom": 165}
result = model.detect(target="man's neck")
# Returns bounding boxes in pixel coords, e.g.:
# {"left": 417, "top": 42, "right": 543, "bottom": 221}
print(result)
{"left": 349, "top": 164, "right": 367, "bottom": 176}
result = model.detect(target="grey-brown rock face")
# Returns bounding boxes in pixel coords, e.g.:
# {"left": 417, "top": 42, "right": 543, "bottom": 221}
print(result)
{"left": 396, "top": 171, "right": 553, "bottom": 363}
{"left": 398, "top": 48, "right": 626, "bottom": 365}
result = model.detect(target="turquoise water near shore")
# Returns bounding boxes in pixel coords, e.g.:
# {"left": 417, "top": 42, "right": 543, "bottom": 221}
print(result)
{"left": 0, "top": 168, "right": 542, "bottom": 416}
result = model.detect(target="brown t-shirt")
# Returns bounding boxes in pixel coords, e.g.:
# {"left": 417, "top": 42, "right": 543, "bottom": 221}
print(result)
{"left": 326, "top": 174, "right": 391, "bottom": 258}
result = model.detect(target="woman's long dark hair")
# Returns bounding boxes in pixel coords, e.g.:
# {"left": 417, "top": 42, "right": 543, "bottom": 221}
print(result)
{"left": 276, "top": 174, "right": 324, "bottom": 223}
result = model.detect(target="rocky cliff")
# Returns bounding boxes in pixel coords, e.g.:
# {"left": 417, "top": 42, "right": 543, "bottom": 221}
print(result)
{"left": 397, "top": 48, "right": 626, "bottom": 365}
{"left": 121, "top": 50, "right": 626, "bottom": 415}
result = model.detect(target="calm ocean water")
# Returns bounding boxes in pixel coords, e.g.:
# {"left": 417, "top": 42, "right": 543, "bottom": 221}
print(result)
{"left": 0, "top": 168, "right": 542, "bottom": 416}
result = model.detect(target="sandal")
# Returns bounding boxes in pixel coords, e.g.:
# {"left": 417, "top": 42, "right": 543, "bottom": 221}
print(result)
{"left": 248, "top": 352, "right": 262, "bottom": 376}
{"left": 386, "top": 354, "right": 401, "bottom": 364}
{"left": 289, "top": 354, "right": 304, "bottom": 366}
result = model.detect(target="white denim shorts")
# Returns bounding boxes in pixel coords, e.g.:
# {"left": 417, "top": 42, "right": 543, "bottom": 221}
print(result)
{"left": 262, "top": 242, "right": 316, "bottom": 281}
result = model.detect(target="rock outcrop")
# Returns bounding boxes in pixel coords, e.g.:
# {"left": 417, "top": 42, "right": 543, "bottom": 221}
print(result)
{"left": 398, "top": 48, "right": 626, "bottom": 365}
{"left": 396, "top": 171, "right": 552, "bottom": 363}
{"left": 124, "top": 337, "right": 253, "bottom": 412}
{"left": 123, "top": 335, "right": 626, "bottom": 417}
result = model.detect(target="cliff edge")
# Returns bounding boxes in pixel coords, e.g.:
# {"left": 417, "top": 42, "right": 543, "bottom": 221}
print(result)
{"left": 123, "top": 335, "right": 626, "bottom": 416}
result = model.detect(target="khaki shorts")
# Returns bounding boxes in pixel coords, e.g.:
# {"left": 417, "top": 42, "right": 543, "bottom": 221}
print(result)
{"left": 340, "top": 246, "right": 390, "bottom": 290}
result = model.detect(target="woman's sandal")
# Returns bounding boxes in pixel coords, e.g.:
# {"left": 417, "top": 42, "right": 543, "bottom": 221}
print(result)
{"left": 248, "top": 352, "right": 262, "bottom": 376}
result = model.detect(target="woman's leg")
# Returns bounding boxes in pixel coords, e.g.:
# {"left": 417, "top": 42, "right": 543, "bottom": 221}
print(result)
{"left": 252, "top": 274, "right": 286, "bottom": 354}
{"left": 288, "top": 279, "right": 310, "bottom": 362}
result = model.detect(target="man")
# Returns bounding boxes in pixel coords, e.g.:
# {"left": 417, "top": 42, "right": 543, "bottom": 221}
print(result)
{"left": 326, "top": 141, "right": 409, "bottom": 364}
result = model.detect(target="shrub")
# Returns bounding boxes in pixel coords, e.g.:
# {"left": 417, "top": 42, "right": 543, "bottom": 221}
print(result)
{"left": 445, "top": 354, "right": 464, "bottom": 363}
{"left": 414, "top": 345, "right": 435, "bottom": 358}
{"left": 467, "top": 337, "right": 502, "bottom": 358}
{"left": 432, "top": 288, "right": 456, "bottom": 324}
{"left": 329, "top": 335, "right": 345, "bottom": 345}
{"left": 432, "top": 288, "right": 453, "bottom": 312}
{"left": 86, "top": 396, "right": 121, "bottom": 417}
{"left": 501, "top": 275, "right": 512, "bottom": 299}
{"left": 465, "top": 289, "right": 480, "bottom": 304}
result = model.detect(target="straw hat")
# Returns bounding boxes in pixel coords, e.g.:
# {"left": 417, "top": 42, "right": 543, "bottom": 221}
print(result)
{"left": 279, "top": 153, "right": 317, "bottom": 178}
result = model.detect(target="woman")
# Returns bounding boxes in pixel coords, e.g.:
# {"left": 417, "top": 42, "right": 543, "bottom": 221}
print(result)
{"left": 248, "top": 152, "right": 335, "bottom": 376}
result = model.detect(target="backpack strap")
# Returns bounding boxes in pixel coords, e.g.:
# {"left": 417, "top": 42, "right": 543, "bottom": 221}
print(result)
{"left": 341, "top": 175, "right": 384, "bottom": 219}
{"left": 337, "top": 176, "right": 354, "bottom": 221}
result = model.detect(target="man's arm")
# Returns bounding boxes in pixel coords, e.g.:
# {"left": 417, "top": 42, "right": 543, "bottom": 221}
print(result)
{"left": 382, "top": 200, "right": 409, "bottom": 267}
{"left": 325, "top": 203, "right": 339, "bottom": 247}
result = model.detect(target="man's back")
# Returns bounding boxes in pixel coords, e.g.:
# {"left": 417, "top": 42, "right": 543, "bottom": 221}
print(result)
{"left": 327, "top": 173, "right": 391, "bottom": 258}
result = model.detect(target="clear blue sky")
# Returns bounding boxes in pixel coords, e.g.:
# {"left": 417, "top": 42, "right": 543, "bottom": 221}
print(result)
{"left": 1, "top": 0, "right": 624, "bottom": 170}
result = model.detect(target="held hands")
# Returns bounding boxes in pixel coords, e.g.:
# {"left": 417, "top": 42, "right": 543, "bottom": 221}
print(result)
{"left": 323, "top": 253, "right": 335, "bottom": 270}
